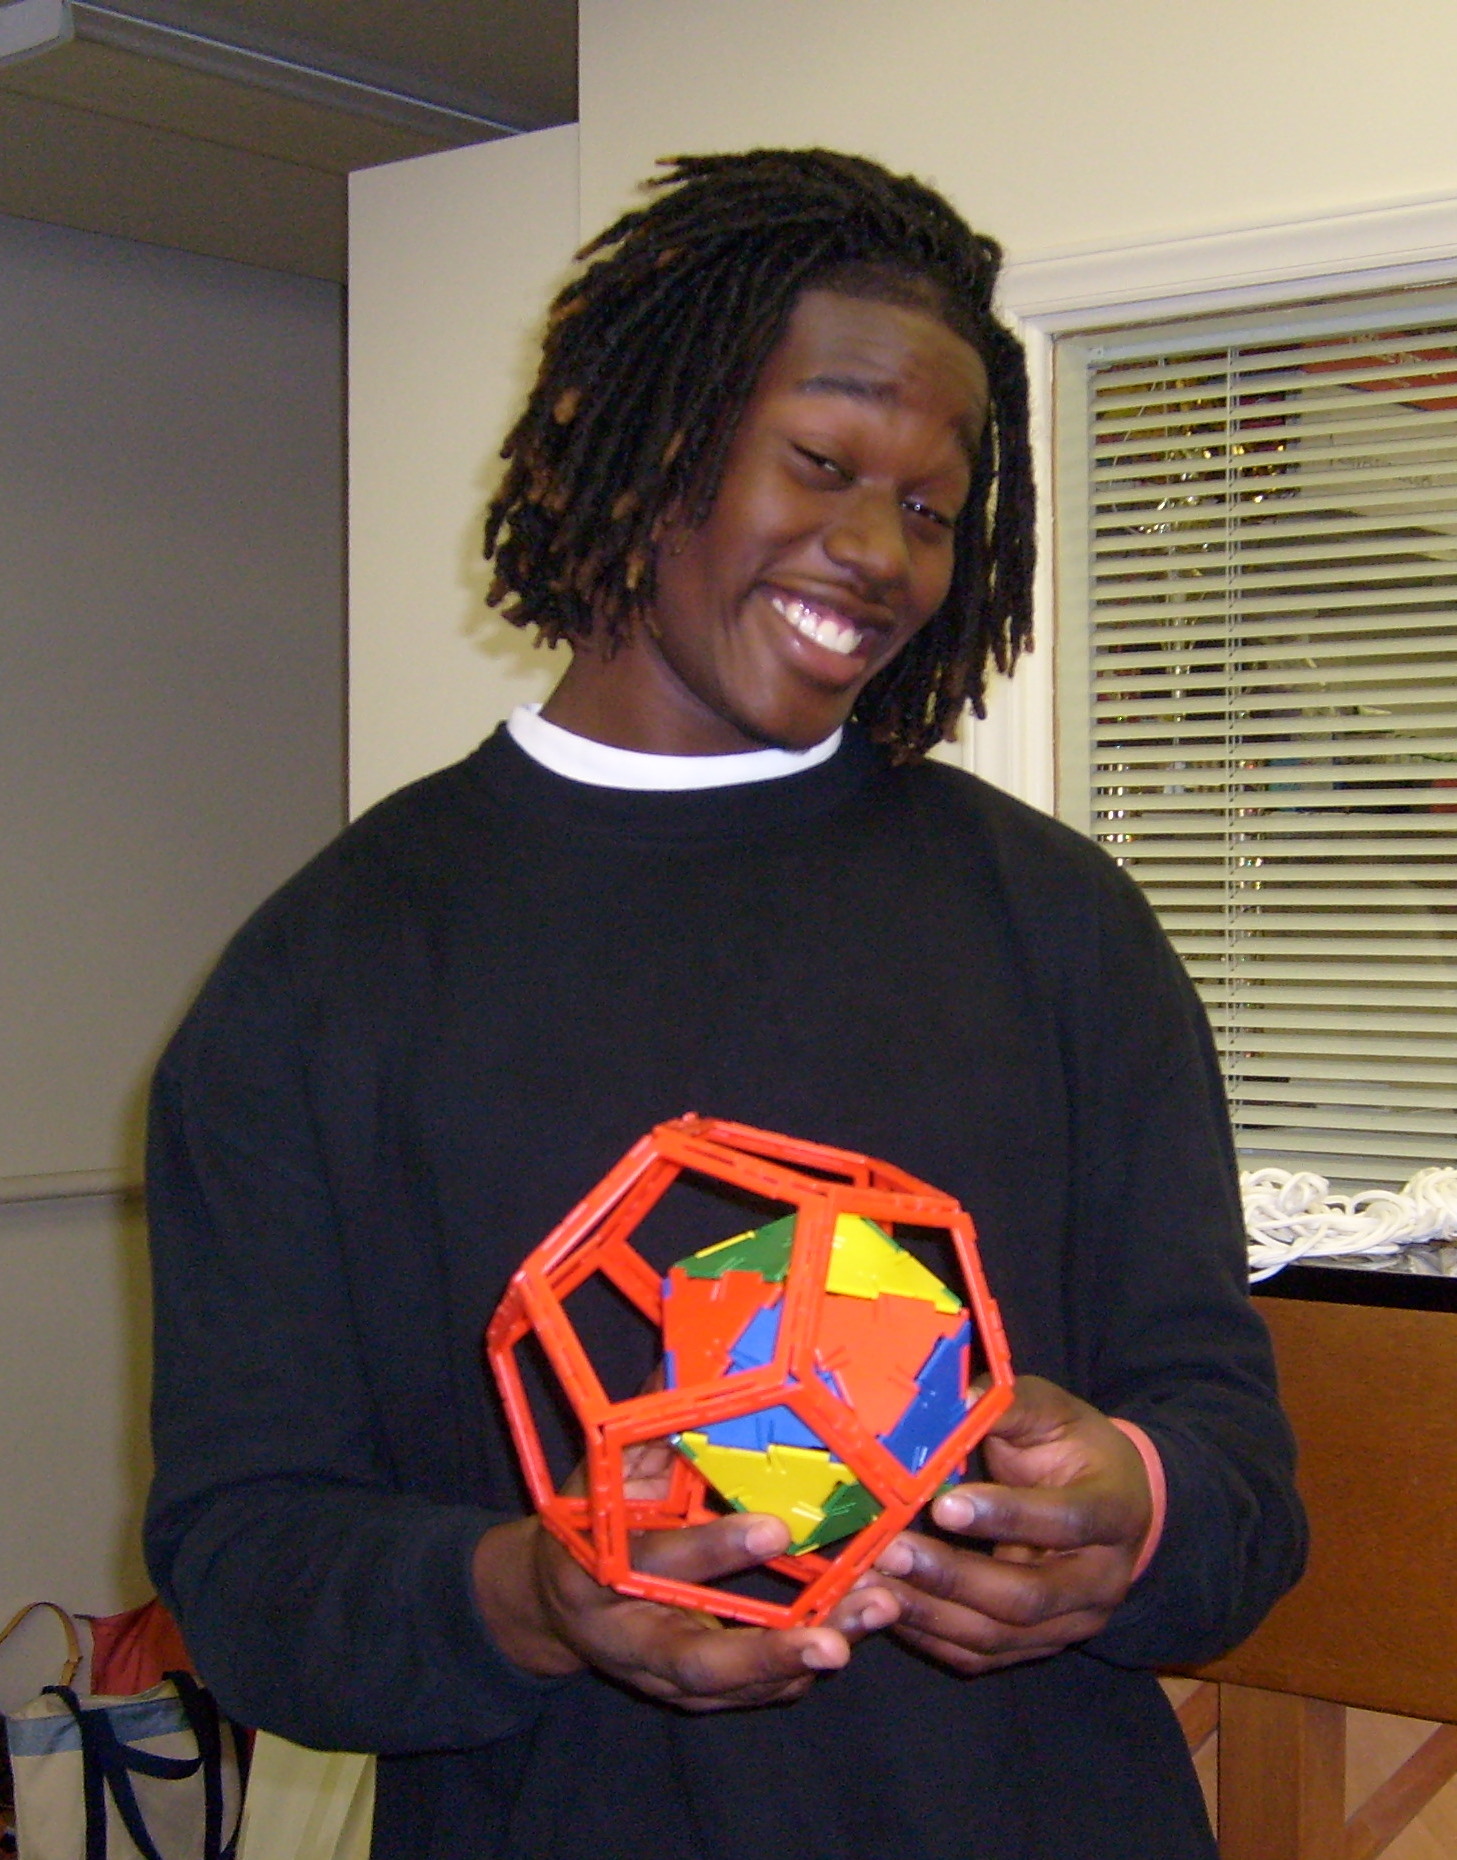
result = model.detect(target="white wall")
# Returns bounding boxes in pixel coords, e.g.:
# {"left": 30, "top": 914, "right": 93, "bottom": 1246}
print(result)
{"left": 0, "top": 214, "right": 344, "bottom": 1192}
{"left": 348, "top": 127, "right": 578, "bottom": 816}
{"left": 579, "top": 0, "right": 1457, "bottom": 258}
{"left": 0, "top": 216, "right": 344, "bottom": 1626}
{"left": 0, "top": 1195, "right": 152, "bottom": 1623}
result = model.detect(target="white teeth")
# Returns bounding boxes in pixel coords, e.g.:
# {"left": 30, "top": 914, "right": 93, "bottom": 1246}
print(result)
{"left": 769, "top": 594, "right": 863, "bottom": 656}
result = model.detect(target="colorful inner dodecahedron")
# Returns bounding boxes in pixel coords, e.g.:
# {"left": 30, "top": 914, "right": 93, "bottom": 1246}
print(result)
{"left": 662, "top": 1213, "right": 973, "bottom": 1551}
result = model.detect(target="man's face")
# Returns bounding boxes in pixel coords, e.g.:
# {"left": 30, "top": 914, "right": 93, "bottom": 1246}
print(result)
{"left": 544, "top": 289, "right": 990, "bottom": 755}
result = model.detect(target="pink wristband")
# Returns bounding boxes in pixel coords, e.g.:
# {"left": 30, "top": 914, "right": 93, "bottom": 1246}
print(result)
{"left": 1108, "top": 1419, "right": 1167, "bottom": 1583}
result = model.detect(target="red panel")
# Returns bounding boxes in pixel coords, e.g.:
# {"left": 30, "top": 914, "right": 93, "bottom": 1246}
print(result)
{"left": 661, "top": 1265, "right": 780, "bottom": 1384}
{"left": 814, "top": 1290, "right": 960, "bottom": 1436}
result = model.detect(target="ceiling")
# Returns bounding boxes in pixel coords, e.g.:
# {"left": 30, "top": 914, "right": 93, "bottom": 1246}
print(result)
{"left": 0, "top": 0, "right": 577, "bottom": 280}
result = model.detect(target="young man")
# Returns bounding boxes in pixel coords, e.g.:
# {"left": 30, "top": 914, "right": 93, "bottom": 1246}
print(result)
{"left": 146, "top": 151, "right": 1305, "bottom": 1858}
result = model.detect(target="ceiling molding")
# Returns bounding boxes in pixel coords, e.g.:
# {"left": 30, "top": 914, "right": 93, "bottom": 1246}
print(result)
{"left": 0, "top": 1, "right": 574, "bottom": 276}
{"left": 72, "top": 0, "right": 529, "bottom": 140}
{"left": 0, "top": 86, "right": 346, "bottom": 276}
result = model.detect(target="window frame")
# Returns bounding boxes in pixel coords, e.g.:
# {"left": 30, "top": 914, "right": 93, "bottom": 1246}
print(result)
{"left": 962, "top": 193, "right": 1457, "bottom": 815}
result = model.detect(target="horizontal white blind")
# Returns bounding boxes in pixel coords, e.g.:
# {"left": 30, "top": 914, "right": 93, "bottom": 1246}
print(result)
{"left": 1059, "top": 295, "right": 1457, "bottom": 1190}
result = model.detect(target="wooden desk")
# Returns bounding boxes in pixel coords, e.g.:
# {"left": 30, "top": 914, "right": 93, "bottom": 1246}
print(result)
{"left": 1179, "top": 1272, "right": 1457, "bottom": 1858}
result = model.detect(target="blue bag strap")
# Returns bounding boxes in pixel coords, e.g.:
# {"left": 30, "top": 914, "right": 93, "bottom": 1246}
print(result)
{"left": 165, "top": 1673, "right": 225, "bottom": 1860}
{"left": 42, "top": 1676, "right": 234, "bottom": 1860}
{"left": 41, "top": 1687, "right": 111, "bottom": 1860}
{"left": 220, "top": 1716, "right": 250, "bottom": 1860}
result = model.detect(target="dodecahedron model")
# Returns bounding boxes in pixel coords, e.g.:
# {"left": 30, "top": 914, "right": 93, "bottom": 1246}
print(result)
{"left": 486, "top": 1115, "right": 1013, "bottom": 1630}
{"left": 663, "top": 1213, "right": 973, "bottom": 1553}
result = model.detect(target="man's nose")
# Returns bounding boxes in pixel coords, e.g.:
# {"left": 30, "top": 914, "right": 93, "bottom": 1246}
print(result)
{"left": 822, "top": 486, "right": 910, "bottom": 588}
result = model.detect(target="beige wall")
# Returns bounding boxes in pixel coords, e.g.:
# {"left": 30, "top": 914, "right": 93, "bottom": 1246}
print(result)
{"left": 348, "top": 127, "right": 578, "bottom": 816}
{"left": 0, "top": 214, "right": 344, "bottom": 1192}
{"left": 0, "top": 214, "right": 344, "bottom": 1625}
{"left": 579, "top": 0, "right": 1457, "bottom": 255}
{"left": 0, "top": 1195, "right": 152, "bottom": 1625}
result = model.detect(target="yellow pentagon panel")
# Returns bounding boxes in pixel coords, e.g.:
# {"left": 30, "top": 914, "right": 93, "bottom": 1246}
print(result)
{"left": 677, "top": 1433, "right": 857, "bottom": 1549}
{"left": 825, "top": 1215, "right": 963, "bottom": 1315}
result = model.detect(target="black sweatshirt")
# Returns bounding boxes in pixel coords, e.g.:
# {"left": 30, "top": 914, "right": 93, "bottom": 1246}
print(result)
{"left": 145, "top": 726, "right": 1304, "bottom": 1859}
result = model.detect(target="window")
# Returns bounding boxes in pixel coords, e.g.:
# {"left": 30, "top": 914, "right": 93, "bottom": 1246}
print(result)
{"left": 1055, "top": 287, "right": 1457, "bottom": 1194}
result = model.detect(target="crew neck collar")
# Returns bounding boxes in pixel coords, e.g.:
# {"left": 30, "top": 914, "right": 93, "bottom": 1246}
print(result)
{"left": 507, "top": 704, "right": 843, "bottom": 792}
{"left": 464, "top": 719, "right": 883, "bottom": 850}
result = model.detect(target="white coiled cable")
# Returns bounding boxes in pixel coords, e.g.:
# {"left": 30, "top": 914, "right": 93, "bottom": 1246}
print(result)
{"left": 1242, "top": 1167, "right": 1457, "bottom": 1282}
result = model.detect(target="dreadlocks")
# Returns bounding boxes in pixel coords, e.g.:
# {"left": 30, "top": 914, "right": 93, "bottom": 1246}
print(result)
{"left": 484, "top": 148, "right": 1035, "bottom": 762}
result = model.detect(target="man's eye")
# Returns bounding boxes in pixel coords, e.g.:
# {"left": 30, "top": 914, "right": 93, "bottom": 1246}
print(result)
{"left": 795, "top": 446, "right": 851, "bottom": 481}
{"left": 904, "top": 498, "right": 955, "bottom": 530}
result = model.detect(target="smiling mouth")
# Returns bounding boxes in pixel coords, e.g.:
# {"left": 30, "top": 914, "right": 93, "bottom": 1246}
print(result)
{"left": 766, "top": 592, "right": 869, "bottom": 658}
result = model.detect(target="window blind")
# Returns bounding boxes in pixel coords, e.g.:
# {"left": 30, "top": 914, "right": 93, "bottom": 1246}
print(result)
{"left": 1055, "top": 291, "right": 1457, "bottom": 1192}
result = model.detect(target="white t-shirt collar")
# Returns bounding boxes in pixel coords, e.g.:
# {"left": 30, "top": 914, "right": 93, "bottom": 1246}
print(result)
{"left": 506, "top": 704, "right": 843, "bottom": 792}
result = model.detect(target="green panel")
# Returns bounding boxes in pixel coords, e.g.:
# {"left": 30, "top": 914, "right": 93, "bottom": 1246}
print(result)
{"left": 796, "top": 1478, "right": 882, "bottom": 1553}
{"left": 678, "top": 1213, "right": 796, "bottom": 1282}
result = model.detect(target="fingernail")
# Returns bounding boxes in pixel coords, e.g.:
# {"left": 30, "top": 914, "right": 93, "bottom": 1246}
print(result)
{"left": 852, "top": 1595, "right": 898, "bottom": 1632}
{"left": 935, "top": 1492, "right": 978, "bottom": 1531}
{"left": 874, "top": 1540, "right": 914, "bottom": 1577}
{"left": 742, "top": 1518, "right": 786, "bottom": 1557}
{"left": 801, "top": 1638, "right": 844, "bottom": 1671}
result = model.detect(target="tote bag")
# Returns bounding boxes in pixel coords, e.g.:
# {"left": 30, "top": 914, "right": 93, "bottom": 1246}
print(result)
{"left": 6, "top": 1670, "right": 244, "bottom": 1860}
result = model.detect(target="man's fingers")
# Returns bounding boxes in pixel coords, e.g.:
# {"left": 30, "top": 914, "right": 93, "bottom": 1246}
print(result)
{"left": 894, "top": 1569, "right": 1117, "bottom": 1647}
{"left": 860, "top": 1377, "right": 1156, "bottom": 1680}
{"left": 630, "top": 1510, "right": 790, "bottom": 1583}
{"left": 932, "top": 1477, "right": 1137, "bottom": 1553}
{"left": 570, "top": 1514, "right": 890, "bottom": 1705}
{"left": 892, "top": 1613, "right": 1094, "bottom": 1675}
{"left": 652, "top": 1614, "right": 845, "bottom": 1699}
{"left": 875, "top": 1547, "right": 1125, "bottom": 1671}
{"left": 876, "top": 1531, "right": 1130, "bottom": 1629}
{"left": 580, "top": 1591, "right": 857, "bottom": 1708}
{"left": 534, "top": 1509, "right": 902, "bottom": 1712}
{"left": 828, "top": 1582, "right": 902, "bottom": 1641}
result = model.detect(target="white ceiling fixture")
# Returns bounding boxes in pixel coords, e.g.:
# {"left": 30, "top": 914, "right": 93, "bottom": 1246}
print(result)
{"left": 0, "top": 0, "right": 72, "bottom": 68}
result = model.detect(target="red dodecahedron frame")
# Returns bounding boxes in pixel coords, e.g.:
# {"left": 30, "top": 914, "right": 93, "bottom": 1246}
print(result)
{"left": 486, "top": 1115, "right": 1015, "bottom": 1629}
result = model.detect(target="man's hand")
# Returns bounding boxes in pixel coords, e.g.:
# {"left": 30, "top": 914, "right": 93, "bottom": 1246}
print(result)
{"left": 472, "top": 1440, "right": 901, "bottom": 1711}
{"left": 868, "top": 1375, "right": 1153, "bottom": 1676}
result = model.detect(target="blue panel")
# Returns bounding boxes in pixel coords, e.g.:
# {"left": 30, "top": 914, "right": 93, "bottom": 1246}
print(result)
{"left": 704, "top": 1401, "right": 826, "bottom": 1453}
{"left": 879, "top": 1326, "right": 969, "bottom": 1471}
{"left": 726, "top": 1299, "right": 782, "bottom": 1374}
